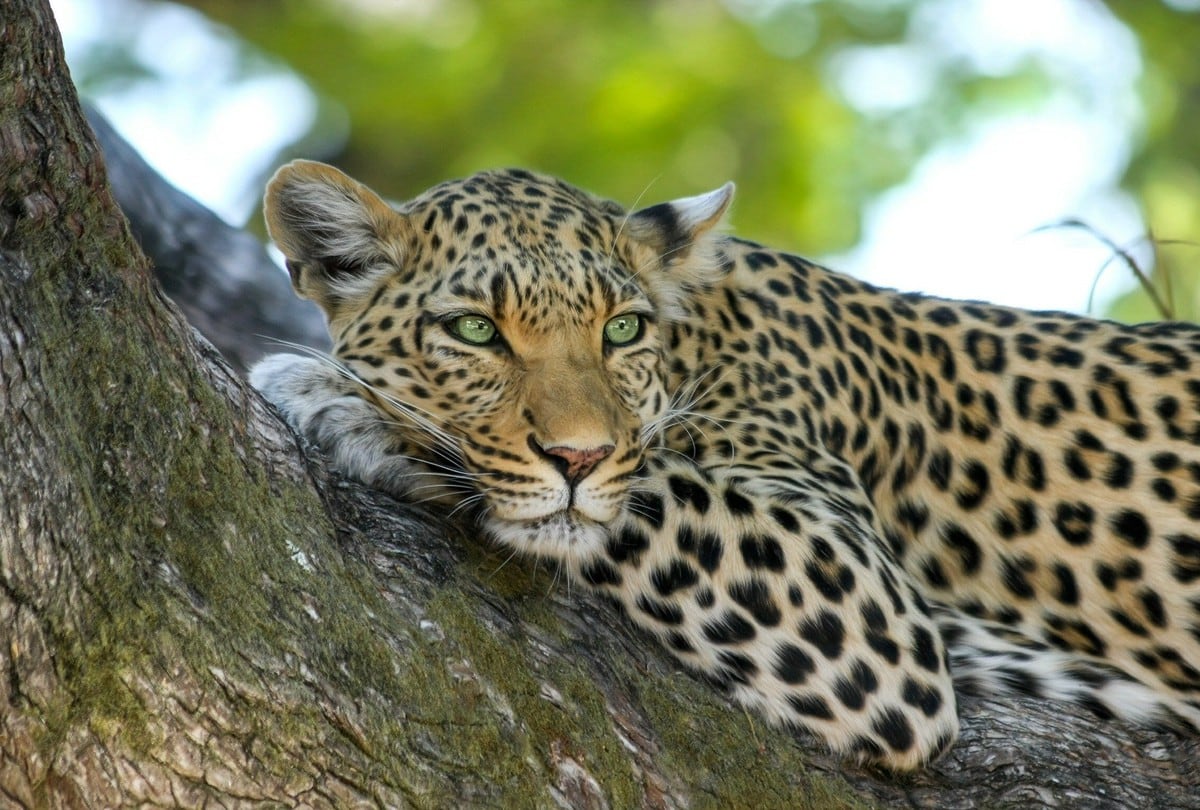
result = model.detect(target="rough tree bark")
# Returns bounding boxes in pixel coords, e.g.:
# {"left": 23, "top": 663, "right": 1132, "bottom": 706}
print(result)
{"left": 1, "top": 2, "right": 1197, "bottom": 807}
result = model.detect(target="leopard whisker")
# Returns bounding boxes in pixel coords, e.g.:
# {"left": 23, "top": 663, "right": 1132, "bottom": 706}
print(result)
{"left": 606, "top": 175, "right": 661, "bottom": 263}
{"left": 487, "top": 543, "right": 526, "bottom": 580}
{"left": 375, "top": 445, "right": 483, "bottom": 481}
{"left": 447, "top": 492, "right": 489, "bottom": 519}
{"left": 640, "top": 365, "right": 735, "bottom": 446}
{"left": 263, "top": 338, "right": 465, "bottom": 456}
{"left": 623, "top": 237, "right": 703, "bottom": 287}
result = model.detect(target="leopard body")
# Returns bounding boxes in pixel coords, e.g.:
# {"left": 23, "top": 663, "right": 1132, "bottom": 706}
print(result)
{"left": 251, "top": 161, "right": 1200, "bottom": 769}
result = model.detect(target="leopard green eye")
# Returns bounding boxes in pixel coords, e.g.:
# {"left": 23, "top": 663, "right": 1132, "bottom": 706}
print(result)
{"left": 604, "top": 313, "right": 642, "bottom": 346}
{"left": 448, "top": 314, "right": 497, "bottom": 345}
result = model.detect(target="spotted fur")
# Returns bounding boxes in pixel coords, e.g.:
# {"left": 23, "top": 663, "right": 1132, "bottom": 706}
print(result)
{"left": 251, "top": 160, "right": 1200, "bottom": 770}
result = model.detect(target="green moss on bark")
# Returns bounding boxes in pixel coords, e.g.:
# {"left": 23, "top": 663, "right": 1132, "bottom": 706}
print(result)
{"left": 420, "top": 589, "right": 643, "bottom": 808}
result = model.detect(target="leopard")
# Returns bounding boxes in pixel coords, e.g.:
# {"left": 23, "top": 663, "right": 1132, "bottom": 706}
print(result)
{"left": 249, "top": 159, "right": 1200, "bottom": 771}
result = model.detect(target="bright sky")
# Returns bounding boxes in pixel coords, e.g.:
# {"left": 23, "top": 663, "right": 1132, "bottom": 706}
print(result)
{"left": 54, "top": 0, "right": 319, "bottom": 223}
{"left": 838, "top": 111, "right": 1143, "bottom": 313}
{"left": 831, "top": 0, "right": 1146, "bottom": 313}
{"left": 53, "top": 0, "right": 1148, "bottom": 316}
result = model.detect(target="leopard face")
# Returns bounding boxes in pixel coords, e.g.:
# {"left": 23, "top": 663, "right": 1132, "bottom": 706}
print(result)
{"left": 262, "top": 161, "right": 730, "bottom": 558}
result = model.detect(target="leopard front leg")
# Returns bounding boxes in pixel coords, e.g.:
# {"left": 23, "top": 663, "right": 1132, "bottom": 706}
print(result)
{"left": 249, "top": 353, "right": 424, "bottom": 497}
{"left": 575, "top": 450, "right": 959, "bottom": 771}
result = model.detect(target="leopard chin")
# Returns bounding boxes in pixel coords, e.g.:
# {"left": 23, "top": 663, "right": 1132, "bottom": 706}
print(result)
{"left": 484, "top": 510, "right": 609, "bottom": 560}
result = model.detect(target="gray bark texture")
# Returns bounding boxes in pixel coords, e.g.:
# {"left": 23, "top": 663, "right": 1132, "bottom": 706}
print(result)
{"left": 1, "top": 1, "right": 1197, "bottom": 807}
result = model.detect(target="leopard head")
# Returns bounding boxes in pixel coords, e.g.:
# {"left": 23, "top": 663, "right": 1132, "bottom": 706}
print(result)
{"left": 264, "top": 160, "right": 732, "bottom": 558}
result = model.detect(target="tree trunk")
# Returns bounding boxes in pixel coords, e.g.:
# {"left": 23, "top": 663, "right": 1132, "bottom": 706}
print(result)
{"left": 1, "top": 2, "right": 1197, "bottom": 807}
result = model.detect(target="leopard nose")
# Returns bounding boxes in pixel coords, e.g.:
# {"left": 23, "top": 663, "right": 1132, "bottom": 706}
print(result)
{"left": 528, "top": 436, "right": 615, "bottom": 485}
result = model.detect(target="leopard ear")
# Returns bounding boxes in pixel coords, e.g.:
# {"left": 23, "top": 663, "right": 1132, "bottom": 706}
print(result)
{"left": 264, "top": 160, "right": 410, "bottom": 317}
{"left": 627, "top": 182, "right": 734, "bottom": 264}
{"left": 626, "top": 183, "right": 734, "bottom": 314}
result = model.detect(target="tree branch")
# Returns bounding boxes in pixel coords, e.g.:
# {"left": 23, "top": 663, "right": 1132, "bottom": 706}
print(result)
{"left": 84, "top": 105, "right": 329, "bottom": 373}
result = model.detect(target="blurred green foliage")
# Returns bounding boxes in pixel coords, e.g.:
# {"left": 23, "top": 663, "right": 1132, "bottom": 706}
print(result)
{"left": 96, "top": 0, "right": 1200, "bottom": 318}
{"left": 1103, "top": 1, "right": 1200, "bottom": 322}
{"left": 181, "top": 0, "right": 1064, "bottom": 252}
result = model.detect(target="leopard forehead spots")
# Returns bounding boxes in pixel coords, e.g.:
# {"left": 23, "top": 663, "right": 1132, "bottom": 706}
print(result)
{"left": 259, "top": 160, "right": 1200, "bottom": 773}
{"left": 350, "top": 171, "right": 647, "bottom": 345}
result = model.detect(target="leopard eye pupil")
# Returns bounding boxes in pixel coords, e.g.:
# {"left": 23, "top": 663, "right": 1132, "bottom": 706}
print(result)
{"left": 450, "top": 315, "right": 496, "bottom": 344}
{"left": 604, "top": 314, "right": 641, "bottom": 346}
